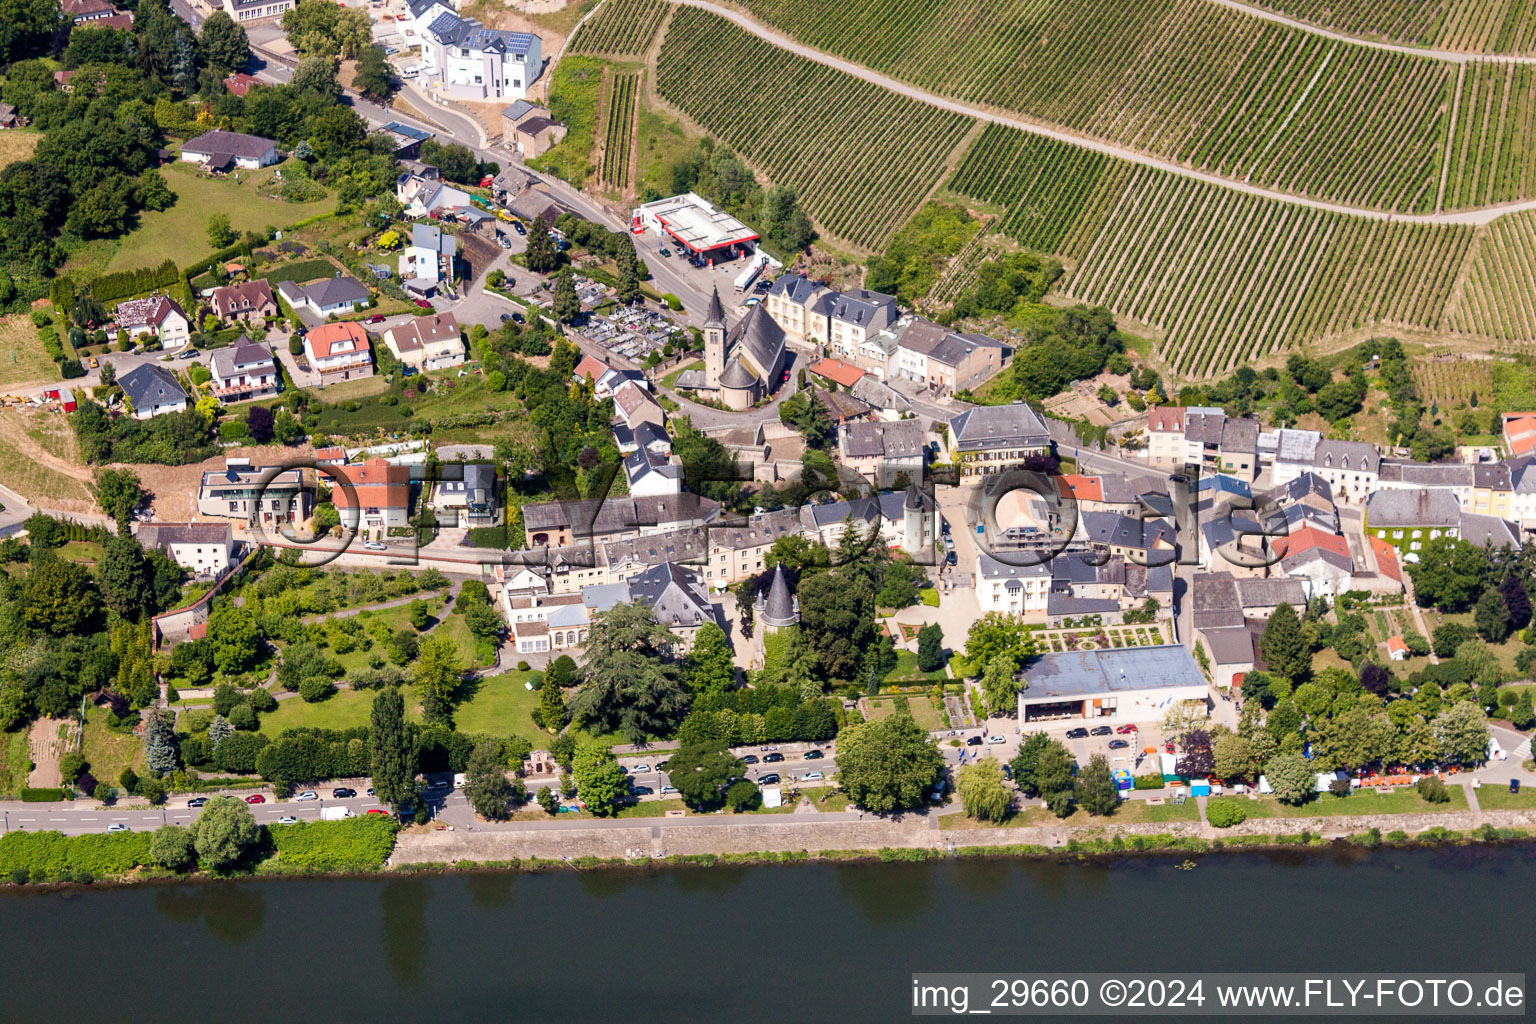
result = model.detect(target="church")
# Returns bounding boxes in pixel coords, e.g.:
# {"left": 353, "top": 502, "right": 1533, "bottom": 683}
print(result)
{"left": 687, "top": 286, "right": 788, "bottom": 411}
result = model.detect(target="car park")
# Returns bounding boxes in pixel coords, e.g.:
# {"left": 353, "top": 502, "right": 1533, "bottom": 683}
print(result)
{"left": 1065, "top": 728, "right": 1089, "bottom": 739}
{"left": 764, "top": 752, "right": 785, "bottom": 763}
{"left": 332, "top": 787, "right": 356, "bottom": 798}
{"left": 245, "top": 794, "right": 265, "bottom": 804}
{"left": 187, "top": 797, "right": 207, "bottom": 808}
{"left": 277, "top": 816, "right": 299, "bottom": 825}
{"left": 107, "top": 823, "right": 131, "bottom": 833}
{"left": 1090, "top": 726, "right": 1112, "bottom": 737}
{"left": 803, "top": 749, "right": 824, "bottom": 760}
{"left": 758, "top": 773, "right": 781, "bottom": 786}
{"left": 295, "top": 791, "right": 318, "bottom": 801}
{"left": 801, "top": 771, "right": 824, "bottom": 781}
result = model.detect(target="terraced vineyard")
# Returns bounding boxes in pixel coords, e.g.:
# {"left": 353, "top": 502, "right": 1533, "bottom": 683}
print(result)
{"left": 735, "top": 0, "right": 1463, "bottom": 212}
{"left": 1410, "top": 356, "right": 1494, "bottom": 407}
{"left": 1445, "top": 212, "right": 1536, "bottom": 345}
{"left": 1254, "top": 0, "right": 1536, "bottom": 54}
{"left": 569, "top": 0, "right": 670, "bottom": 57}
{"left": 654, "top": 7, "right": 975, "bottom": 249}
{"left": 928, "top": 231, "right": 1009, "bottom": 305}
{"left": 599, "top": 70, "right": 640, "bottom": 189}
{"left": 1445, "top": 62, "right": 1536, "bottom": 208}
{"left": 947, "top": 126, "right": 1475, "bottom": 376}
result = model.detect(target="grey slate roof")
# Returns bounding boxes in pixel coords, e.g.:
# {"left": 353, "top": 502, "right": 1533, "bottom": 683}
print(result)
{"left": 138, "top": 521, "right": 232, "bottom": 549}
{"left": 1046, "top": 592, "right": 1121, "bottom": 616}
{"left": 828, "top": 288, "right": 894, "bottom": 327}
{"left": 1220, "top": 416, "right": 1260, "bottom": 454}
{"left": 724, "top": 301, "right": 785, "bottom": 381}
{"left": 626, "top": 562, "right": 714, "bottom": 629}
{"left": 1019, "top": 646, "right": 1205, "bottom": 699}
{"left": 1201, "top": 625, "right": 1254, "bottom": 666}
{"left": 767, "top": 274, "right": 826, "bottom": 305}
{"left": 850, "top": 375, "right": 911, "bottom": 413}
{"left": 976, "top": 551, "right": 1051, "bottom": 584}
{"left": 501, "top": 99, "right": 538, "bottom": 121}
{"left": 717, "top": 358, "right": 756, "bottom": 389}
{"left": 759, "top": 564, "right": 798, "bottom": 627}
{"left": 182, "top": 130, "right": 276, "bottom": 160}
{"left": 1459, "top": 513, "right": 1520, "bottom": 549}
{"left": 119, "top": 364, "right": 187, "bottom": 410}
{"left": 1080, "top": 511, "right": 1175, "bottom": 553}
{"left": 1191, "top": 572, "right": 1244, "bottom": 629}
{"left": 209, "top": 338, "right": 274, "bottom": 380}
{"left": 948, "top": 403, "right": 1050, "bottom": 452}
{"left": 1364, "top": 487, "right": 1460, "bottom": 528}
{"left": 704, "top": 285, "right": 724, "bottom": 328}
{"left": 1185, "top": 410, "right": 1226, "bottom": 445}
{"left": 1274, "top": 428, "right": 1322, "bottom": 463}
{"left": 1313, "top": 439, "right": 1381, "bottom": 474}
{"left": 1377, "top": 461, "right": 1474, "bottom": 486}
{"left": 1270, "top": 471, "right": 1334, "bottom": 506}
{"left": 1233, "top": 577, "right": 1306, "bottom": 610}
{"left": 841, "top": 418, "right": 924, "bottom": 459}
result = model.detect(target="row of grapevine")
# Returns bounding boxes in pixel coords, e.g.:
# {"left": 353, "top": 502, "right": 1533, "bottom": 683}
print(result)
{"left": 568, "top": 0, "right": 670, "bottom": 57}
{"left": 732, "top": 0, "right": 1475, "bottom": 212}
{"left": 1445, "top": 212, "right": 1536, "bottom": 345}
{"left": 928, "top": 232, "right": 1009, "bottom": 305}
{"left": 1410, "top": 357, "right": 1494, "bottom": 407}
{"left": 599, "top": 70, "right": 640, "bottom": 189}
{"left": 1445, "top": 62, "right": 1536, "bottom": 208}
{"left": 946, "top": 124, "right": 1476, "bottom": 376}
{"left": 653, "top": 8, "right": 974, "bottom": 250}
{"left": 1251, "top": 0, "right": 1536, "bottom": 55}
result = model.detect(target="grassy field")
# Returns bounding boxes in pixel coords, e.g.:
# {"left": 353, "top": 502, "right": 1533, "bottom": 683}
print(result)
{"left": 452, "top": 670, "right": 544, "bottom": 743}
{"left": 944, "top": 794, "right": 1201, "bottom": 828}
{"left": 0, "top": 128, "right": 41, "bottom": 166}
{"left": 0, "top": 729, "right": 32, "bottom": 797}
{"left": 1239, "top": 786, "right": 1469, "bottom": 818}
{"left": 0, "top": 407, "right": 94, "bottom": 506}
{"left": 882, "top": 650, "right": 949, "bottom": 684}
{"left": 432, "top": 611, "right": 494, "bottom": 668}
{"left": 55, "top": 541, "right": 105, "bottom": 566}
{"left": 1473, "top": 785, "right": 1536, "bottom": 811}
{"left": 104, "top": 160, "right": 337, "bottom": 273}
{"left": 81, "top": 708, "right": 145, "bottom": 788}
{"left": 1425, "top": 610, "right": 1526, "bottom": 678}
{"left": 0, "top": 315, "right": 61, "bottom": 390}
{"left": 866, "top": 693, "right": 945, "bottom": 731}
{"left": 257, "top": 686, "right": 422, "bottom": 736}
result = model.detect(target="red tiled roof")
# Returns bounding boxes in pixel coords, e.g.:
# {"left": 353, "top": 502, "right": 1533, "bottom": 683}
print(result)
{"left": 1055, "top": 474, "right": 1103, "bottom": 502}
{"left": 331, "top": 458, "right": 410, "bottom": 510}
{"left": 1273, "top": 525, "right": 1350, "bottom": 561}
{"left": 1503, "top": 413, "right": 1536, "bottom": 456}
{"left": 1368, "top": 534, "right": 1403, "bottom": 584}
{"left": 1386, "top": 636, "right": 1408, "bottom": 654}
{"left": 306, "top": 321, "right": 371, "bottom": 359}
{"left": 224, "top": 72, "right": 258, "bottom": 98}
{"left": 808, "top": 358, "right": 865, "bottom": 389}
{"left": 1147, "top": 406, "right": 1186, "bottom": 432}
{"left": 573, "top": 355, "right": 610, "bottom": 382}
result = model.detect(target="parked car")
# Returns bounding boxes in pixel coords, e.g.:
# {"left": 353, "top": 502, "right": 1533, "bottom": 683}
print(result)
{"left": 363, "top": 541, "right": 388, "bottom": 552}
{"left": 332, "top": 787, "right": 356, "bottom": 798}
{"left": 497, "top": 236, "right": 511, "bottom": 249}
{"left": 107, "top": 823, "right": 131, "bottom": 833}
{"left": 801, "top": 771, "right": 824, "bottom": 781}
{"left": 513, "top": 221, "right": 526, "bottom": 235}
{"left": 510, "top": 312, "right": 524, "bottom": 324}
{"left": 1090, "top": 726, "right": 1112, "bottom": 737}
{"left": 630, "top": 786, "right": 655, "bottom": 797}
{"left": 658, "top": 247, "right": 671, "bottom": 257}
{"left": 803, "top": 749, "right": 824, "bottom": 760}
{"left": 87, "top": 356, "right": 99, "bottom": 368}
{"left": 245, "top": 794, "right": 266, "bottom": 804}
{"left": 187, "top": 797, "right": 207, "bottom": 808}
{"left": 741, "top": 755, "right": 759, "bottom": 765}
{"left": 986, "top": 735, "right": 1006, "bottom": 744}
{"left": 660, "top": 785, "right": 678, "bottom": 795}
{"left": 177, "top": 348, "right": 199, "bottom": 360}
{"left": 629, "top": 764, "right": 651, "bottom": 775}
{"left": 1108, "top": 739, "right": 1129, "bottom": 750}
{"left": 945, "top": 551, "right": 957, "bottom": 566}
{"left": 966, "top": 735, "right": 983, "bottom": 746}
{"left": 413, "top": 298, "right": 432, "bottom": 309}
{"left": 1065, "top": 728, "right": 1089, "bottom": 739}
{"left": 500, "top": 313, "right": 511, "bottom": 322}
{"left": 763, "top": 752, "right": 785, "bottom": 763}
{"left": 367, "top": 314, "right": 386, "bottom": 323}
{"left": 654, "top": 760, "right": 668, "bottom": 773}
{"left": 277, "top": 816, "right": 299, "bottom": 825}
{"left": 366, "top": 808, "right": 389, "bottom": 815}
{"left": 295, "top": 791, "right": 318, "bottom": 801}
{"left": 1115, "top": 724, "right": 1138, "bottom": 734}
{"left": 758, "top": 773, "right": 782, "bottom": 786}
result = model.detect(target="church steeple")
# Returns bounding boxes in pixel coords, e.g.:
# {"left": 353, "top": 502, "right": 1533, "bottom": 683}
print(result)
{"left": 705, "top": 285, "right": 725, "bottom": 328}
{"left": 703, "top": 285, "right": 726, "bottom": 388}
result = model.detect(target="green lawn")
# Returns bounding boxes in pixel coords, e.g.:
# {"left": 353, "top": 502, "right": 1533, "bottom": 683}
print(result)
{"left": 432, "top": 612, "right": 494, "bottom": 668}
{"left": 0, "top": 729, "right": 32, "bottom": 797}
{"left": 1240, "top": 786, "right": 1468, "bottom": 818}
{"left": 257, "top": 686, "right": 405, "bottom": 736}
{"left": 105, "top": 160, "right": 337, "bottom": 273}
{"left": 660, "top": 360, "right": 701, "bottom": 389}
{"left": 943, "top": 794, "right": 1201, "bottom": 829}
{"left": 1473, "top": 785, "right": 1536, "bottom": 811}
{"left": 451, "top": 670, "right": 545, "bottom": 743}
{"left": 883, "top": 649, "right": 949, "bottom": 684}
{"left": 81, "top": 708, "right": 145, "bottom": 787}
{"left": 321, "top": 605, "right": 425, "bottom": 674}
{"left": 1427, "top": 610, "right": 1526, "bottom": 678}
{"left": 867, "top": 694, "right": 945, "bottom": 731}
{"left": 55, "top": 541, "right": 105, "bottom": 566}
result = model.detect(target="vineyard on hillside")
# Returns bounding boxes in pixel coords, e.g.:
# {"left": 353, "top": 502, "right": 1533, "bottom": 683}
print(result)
{"left": 599, "top": 70, "right": 640, "bottom": 189}
{"left": 1253, "top": 0, "right": 1536, "bottom": 54}
{"left": 654, "top": 7, "right": 975, "bottom": 249}
{"left": 947, "top": 126, "right": 1476, "bottom": 377}
{"left": 568, "top": 0, "right": 670, "bottom": 57}
{"left": 1410, "top": 356, "right": 1494, "bottom": 408}
{"left": 1445, "top": 212, "right": 1536, "bottom": 345}
{"left": 1445, "top": 62, "right": 1536, "bottom": 208}
{"left": 734, "top": 0, "right": 1464, "bottom": 212}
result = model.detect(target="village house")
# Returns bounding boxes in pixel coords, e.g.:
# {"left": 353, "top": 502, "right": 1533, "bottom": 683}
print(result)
{"left": 119, "top": 364, "right": 188, "bottom": 419}
{"left": 136, "top": 522, "right": 235, "bottom": 577}
{"left": 976, "top": 551, "right": 1052, "bottom": 616}
{"left": 209, "top": 279, "right": 277, "bottom": 322}
{"left": 382, "top": 313, "right": 465, "bottom": 372}
{"left": 764, "top": 274, "right": 831, "bottom": 347}
{"left": 501, "top": 100, "right": 567, "bottom": 157}
{"left": 331, "top": 458, "right": 412, "bottom": 530}
{"left": 946, "top": 403, "right": 1052, "bottom": 475}
{"left": 612, "top": 379, "right": 666, "bottom": 431}
{"left": 399, "top": 222, "right": 458, "bottom": 295}
{"left": 426, "top": 13, "right": 542, "bottom": 101}
{"left": 433, "top": 463, "right": 499, "bottom": 524}
{"left": 279, "top": 276, "right": 371, "bottom": 319}
{"left": 180, "top": 130, "right": 279, "bottom": 171}
{"left": 209, "top": 337, "right": 279, "bottom": 403}
{"left": 220, "top": 0, "right": 292, "bottom": 22}
{"left": 892, "top": 319, "right": 1007, "bottom": 394}
{"left": 114, "top": 294, "right": 190, "bottom": 346}
{"left": 303, "top": 321, "right": 374, "bottom": 386}
{"left": 521, "top": 493, "right": 720, "bottom": 549}
{"left": 838, "top": 418, "right": 926, "bottom": 488}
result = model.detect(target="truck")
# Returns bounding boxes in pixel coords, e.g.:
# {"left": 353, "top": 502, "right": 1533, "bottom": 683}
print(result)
{"left": 733, "top": 254, "right": 770, "bottom": 293}
{"left": 321, "top": 806, "right": 355, "bottom": 821}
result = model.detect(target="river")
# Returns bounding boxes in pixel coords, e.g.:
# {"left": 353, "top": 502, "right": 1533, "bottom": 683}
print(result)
{"left": 3, "top": 845, "right": 1532, "bottom": 1022}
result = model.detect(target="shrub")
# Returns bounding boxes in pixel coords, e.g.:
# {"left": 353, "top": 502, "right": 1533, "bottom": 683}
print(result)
{"left": 1205, "top": 798, "right": 1248, "bottom": 828}
{"left": 0, "top": 830, "right": 153, "bottom": 880}
{"left": 1132, "top": 774, "right": 1164, "bottom": 790}
{"left": 266, "top": 815, "right": 400, "bottom": 871}
{"left": 662, "top": 293, "right": 681, "bottom": 311}
{"left": 20, "top": 788, "right": 67, "bottom": 802}
{"left": 1415, "top": 776, "right": 1451, "bottom": 804}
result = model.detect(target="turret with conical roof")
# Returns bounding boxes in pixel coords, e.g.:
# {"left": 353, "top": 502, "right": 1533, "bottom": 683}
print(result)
{"left": 754, "top": 564, "right": 800, "bottom": 631}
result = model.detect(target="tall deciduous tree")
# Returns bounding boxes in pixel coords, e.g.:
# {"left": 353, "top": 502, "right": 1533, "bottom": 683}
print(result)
{"left": 956, "top": 757, "right": 1011, "bottom": 821}
{"left": 352, "top": 44, "right": 394, "bottom": 99}
{"left": 207, "top": 605, "right": 262, "bottom": 674}
{"left": 964, "top": 612, "right": 1038, "bottom": 673}
{"left": 198, "top": 11, "right": 250, "bottom": 75}
{"left": 1175, "top": 729, "right": 1215, "bottom": 777}
{"left": 21, "top": 556, "right": 100, "bottom": 636}
{"left": 833, "top": 706, "right": 943, "bottom": 812}
{"left": 412, "top": 633, "right": 462, "bottom": 724}
{"left": 1497, "top": 573, "right": 1531, "bottom": 631}
{"left": 979, "top": 652, "right": 1023, "bottom": 718}
{"left": 1259, "top": 603, "right": 1309, "bottom": 683}
{"left": 1076, "top": 753, "right": 1118, "bottom": 816}
{"left": 1036, "top": 742, "right": 1077, "bottom": 817}
{"left": 369, "top": 685, "right": 417, "bottom": 812}
{"left": 1212, "top": 732, "right": 1259, "bottom": 782}
{"left": 552, "top": 266, "right": 580, "bottom": 323}
{"left": 571, "top": 742, "right": 627, "bottom": 816}
{"left": 663, "top": 742, "right": 742, "bottom": 811}
{"left": 191, "top": 795, "right": 260, "bottom": 871}
{"left": 1406, "top": 536, "right": 1490, "bottom": 611}
{"left": 682, "top": 622, "right": 735, "bottom": 696}
{"left": 464, "top": 739, "right": 514, "bottom": 820}
{"left": 1433, "top": 700, "right": 1490, "bottom": 766}
{"left": 1264, "top": 752, "right": 1315, "bottom": 805}
{"left": 98, "top": 536, "right": 155, "bottom": 618}
{"left": 916, "top": 622, "right": 945, "bottom": 673}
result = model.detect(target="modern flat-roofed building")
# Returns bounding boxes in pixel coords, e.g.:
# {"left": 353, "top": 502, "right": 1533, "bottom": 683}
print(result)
{"left": 1017, "top": 645, "right": 1209, "bottom": 724}
{"left": 198, "top": 461, "right": 312, "bottom": 525}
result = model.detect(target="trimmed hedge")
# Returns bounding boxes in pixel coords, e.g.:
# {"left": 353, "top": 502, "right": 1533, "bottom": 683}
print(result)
{"left": 86, "top": 259, "right": 180, "bottom": 304}
{"left": 1132, "top": 774, "right": 1165, "bottom": 790}
{"left": 265, "top": 815, "right": 400, "bottom": 871}
{"left": 20, "top": 788, "right": 68, "bottom": 802}
{"left": 0, "top": 831, "right": 152, "bottom": 880}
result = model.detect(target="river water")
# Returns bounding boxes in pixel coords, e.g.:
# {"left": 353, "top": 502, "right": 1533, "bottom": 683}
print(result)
{"left": 3, "top": 845, "right": 1532, "bottom": 1022}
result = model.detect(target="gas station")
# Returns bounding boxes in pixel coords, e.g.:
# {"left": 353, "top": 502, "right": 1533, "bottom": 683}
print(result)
{"left": 632, "top": 192, "right": 760, "bottom": 264}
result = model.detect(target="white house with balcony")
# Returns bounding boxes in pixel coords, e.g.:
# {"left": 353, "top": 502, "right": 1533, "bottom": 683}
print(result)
{"left": 426, "top": 12, "right": 541, "bottom": 101}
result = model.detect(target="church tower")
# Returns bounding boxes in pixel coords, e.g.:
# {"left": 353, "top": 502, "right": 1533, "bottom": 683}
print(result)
{"left": 703, "top": 285, "right": 726, "bottom": 389}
